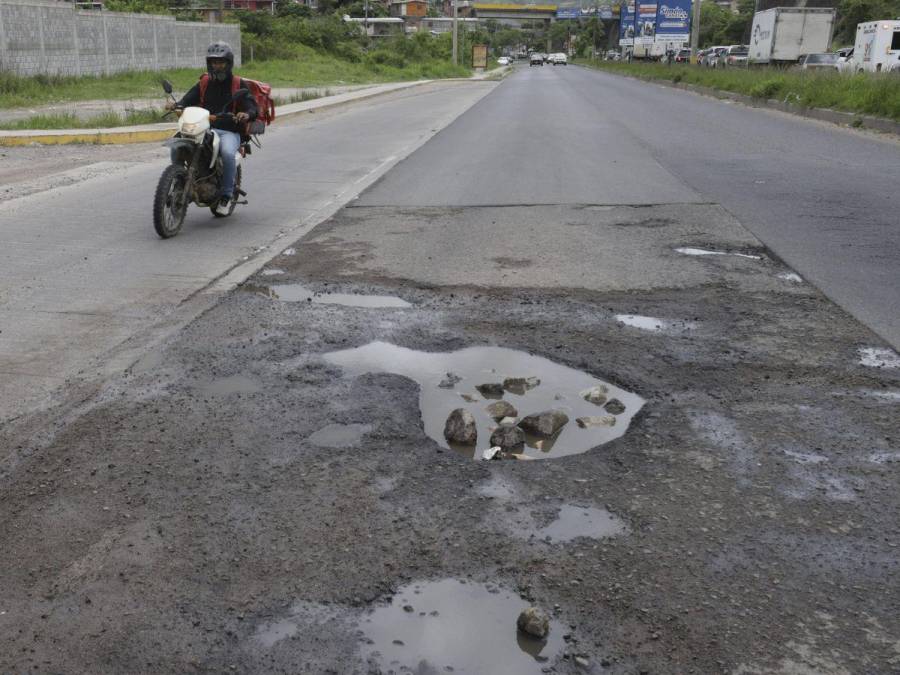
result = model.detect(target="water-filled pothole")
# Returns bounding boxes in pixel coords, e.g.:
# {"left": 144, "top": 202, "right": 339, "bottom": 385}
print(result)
{"left": 323, "top": 342, "right": 644, "bottom": 459}
{"left": 534, "top": 505, "right": 627, "bottom": 542}
{"left": 359, "top": 579, "right": 564, "bottom": 674}
{"left": 615, "top": 314, "right": 695, "bottom": 332}
{"left": 250, "top": 283, "right": 411, "bottom": 308}
{"left": 307, "top": 423, "right": 373, "bottom": 448}
{"left": 675, "top": 247, "right": 762, "bottom": 260}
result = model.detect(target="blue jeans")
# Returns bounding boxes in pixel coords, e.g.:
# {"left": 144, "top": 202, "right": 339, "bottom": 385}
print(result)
{"left": 169, "top": 128, "right": 240, "bottom": 199}
{"left": 213, "top": 129, "right": 240, "bottom": 199}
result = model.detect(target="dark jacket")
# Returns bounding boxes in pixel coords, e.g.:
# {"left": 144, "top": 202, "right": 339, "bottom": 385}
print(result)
{"left": 177, "top": 75, "right": 258, "bottom": 134}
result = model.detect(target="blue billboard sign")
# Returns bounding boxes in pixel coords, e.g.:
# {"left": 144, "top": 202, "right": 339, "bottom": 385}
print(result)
{"left": 556, "top": 7, "right": 581, "bottom": 18}
{"left": 654, "top": 0, "right": 691, "bottom": 43}
{"left": 635, "top": 0, "right": 658, "bottom": 45}
{"left": 618, "top": 1, "right": 635, "bottom": 45}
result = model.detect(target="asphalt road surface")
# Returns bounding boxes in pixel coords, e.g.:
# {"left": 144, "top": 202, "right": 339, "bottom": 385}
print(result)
{"left": 1, "top": 67, "right": 899, "bottom": 674}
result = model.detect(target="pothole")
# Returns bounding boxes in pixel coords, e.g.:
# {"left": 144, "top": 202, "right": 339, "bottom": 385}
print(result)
{"left": 307, "top": 423, "right": 373, "bottom": 448}
{"left": 531, "top": 504, "right": 628, "bottom": 542}
{"left": 359, "top": 579, "right": 564, "bottom": 674}
{"left": 196, "top": 374, "right": 262, "bottom": 396}
{"left": 249, "top": 283, "right": 412, "bottom": 308}
{"left": 615, "top": 314, "right": 695, "bottom": 332}
{"left": 675, "top": 247, "right": 762, "bottom": 260}
{"left": 322, "top": 342, "right": 644, "bottom": 459}
{"left": 858, "top": 347, "right": 900, "bottom": 369}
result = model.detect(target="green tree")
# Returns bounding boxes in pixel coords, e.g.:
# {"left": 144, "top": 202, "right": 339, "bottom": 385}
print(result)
{"left": 834, "top": 0, "right": 900, "bottom": 45}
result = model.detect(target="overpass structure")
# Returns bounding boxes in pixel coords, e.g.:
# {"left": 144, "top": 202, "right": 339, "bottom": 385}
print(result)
{"left": 471, "top": 3, "right": 557, "bottom": 49}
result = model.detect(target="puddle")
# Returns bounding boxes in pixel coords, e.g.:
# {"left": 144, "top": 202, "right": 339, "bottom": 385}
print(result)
{"left": 777, "top": 272, "right": 804, "bottom": 283}
{"left": 359, "top": 579, "right": 564, "bottom": 674}
{"left": 196, "top": 374, "right": 262, "bottom": 396}
{"left": 477, "top": 476, "right": 517, "bottom": 500}
{"left": 858, "top": 347, "right": 900, "bottom": 369}
{"left": 307, "top": 423, "right": 372, "bottom": 448}
{"left": 675, "top": 247, "right": 762, "bottom": 260}
{"left": 615, "top": 314, "right": 694, "bottom": 332}
{"left": 261, "top": 268, "right": 285, "bottom": 276}
{"left": 256, "top": 618, "right": 299, "bottom": 648}
{"left": 253, "top": 283, "right": 412, "bottom": 308}
{"left": 322, "top": 342, "right": 644, "bottom": 459}
{"left": 535, "top": 505, "right": 628, "bottom": 542}
{"left": 254, "top": 601, "right": 340, "bottom": 649}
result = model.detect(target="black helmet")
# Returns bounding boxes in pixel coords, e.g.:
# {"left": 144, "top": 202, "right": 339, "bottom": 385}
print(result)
{"left": 206, "top": 42, "right": 234, "bottom": 82}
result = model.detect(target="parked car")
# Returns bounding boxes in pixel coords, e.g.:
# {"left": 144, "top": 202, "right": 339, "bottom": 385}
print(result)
{"left": 706, "top": 46, "right": 729, "bottom": 67}
{"left": 699, "top": 46, "right": 726, "bottom": 66}
{"left": 721, "top": 45, "right": 749, "bottom": 67}
{"left": 530, "top": 53, "right": 544, "bottom": 66}
{"left": 551, "top": 52, "right": 568, "bottom": 65}
{"left": 497, "top": 56, "right": 510, "bottom": 66}
{"left": 836, "top": 47, "right": 853, "bottom": 72}
{"left": 674, "top": 48, "right": 692, "bottom": 63}
{"left": 797, "top": 52, "right": 841, "bottom": 71}
{"left": 605, "top": 50, "right": 622, "bottom": 61}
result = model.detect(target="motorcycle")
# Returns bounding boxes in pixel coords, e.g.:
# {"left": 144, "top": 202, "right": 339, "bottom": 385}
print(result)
{"left": 153, "top": 79, "right": 254, "bottom": 239}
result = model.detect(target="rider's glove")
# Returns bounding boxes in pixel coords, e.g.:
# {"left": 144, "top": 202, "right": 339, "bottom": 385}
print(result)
{"left": 235, "top": 112, "right": 249, "bottom": 123}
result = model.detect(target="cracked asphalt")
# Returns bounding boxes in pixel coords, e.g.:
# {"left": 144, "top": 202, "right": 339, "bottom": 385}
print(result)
{"left": 1, "top": 66, "right": 899, "bottom": 674}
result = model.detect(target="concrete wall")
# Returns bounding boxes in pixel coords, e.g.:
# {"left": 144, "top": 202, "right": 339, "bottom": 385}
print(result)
{"left": 0, "top": 0, "right": 241, "bottom": 77}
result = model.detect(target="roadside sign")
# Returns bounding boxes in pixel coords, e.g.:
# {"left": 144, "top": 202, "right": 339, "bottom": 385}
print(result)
{"left": 557, "top": 7, "right": 580, "bottom": 18}
{"left": 619, "top": 1, "right": 635, "bottom": 45}
{"left": 654, "top": 0, "right": 691, "bottom": 43}
{"left": 636, "top": 0, "right": 658, "bottom": 45}
{"left": 473, "top": 44, "right": 488, "bottom": 69}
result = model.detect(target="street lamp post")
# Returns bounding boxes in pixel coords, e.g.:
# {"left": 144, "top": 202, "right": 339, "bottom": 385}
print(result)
{"left": 452, "top": 0, "right": 458, "bottom": 65}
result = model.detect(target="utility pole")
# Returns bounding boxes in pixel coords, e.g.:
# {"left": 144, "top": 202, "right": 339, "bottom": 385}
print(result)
{"left": 364, "top": 0, "right": 369, "bottom": 37}
{"left": 690, "top": 0, "right": 700, "bottom": 62}
{"left": 452, "top": 0, "right": 458, "bottom": 65}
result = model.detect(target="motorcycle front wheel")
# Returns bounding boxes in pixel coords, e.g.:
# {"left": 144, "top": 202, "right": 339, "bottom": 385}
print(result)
{"left": 153, "top": 164, "right": 189, "bottom": 239}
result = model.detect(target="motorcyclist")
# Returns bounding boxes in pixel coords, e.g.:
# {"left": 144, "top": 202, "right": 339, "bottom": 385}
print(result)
{"left": 165, "top": 42, "right": 258, "bottom": 215}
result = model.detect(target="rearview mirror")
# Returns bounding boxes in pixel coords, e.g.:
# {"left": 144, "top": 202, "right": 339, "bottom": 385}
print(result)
{"left": 161, "top": 79, "right": 173, "bottom": 94}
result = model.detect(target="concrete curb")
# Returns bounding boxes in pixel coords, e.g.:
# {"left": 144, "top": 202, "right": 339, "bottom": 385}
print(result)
{"left": 0, "top": 79, "right": 434, "bottom": 147}
{"left": 579, "top": 65, "right": 900, "bottom": 136}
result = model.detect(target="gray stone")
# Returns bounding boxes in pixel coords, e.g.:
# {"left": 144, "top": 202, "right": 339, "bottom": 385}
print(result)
{"left": 604, "top": 398, "right": 626, "bottom": 415}
{"left": 576, "top": 415, "right": 616, "bottom": 428}
{"left": 503, "top": 376, "right": 540, "bottom": 394}
{"left": 460, "top": 393, "right": 479, "bottom": 403}
{"left": 517, "top": 606, "right": 550, "bottom": 638}
{"left": 490, "top": 424, "right": 525, "bottom": 452}
{"left": 581, "top": 386, "right": 608, "bottom": 405}
{"left": 443, "top": 408, "right": 477, "bottom": 445}
{"left": 486, "top": 400, "right": 518, "bottom": 420}
{"left": 438, "top": 372, "right": 462, "bottom": 389}
{"left": 476, "top": 383, "right": 504, "bottom": 397}
{"left": 519, "top": 410, "right": 569, "bottom": 437}
{"left": 499, "top": 416, "right": 519, "bottom": 426}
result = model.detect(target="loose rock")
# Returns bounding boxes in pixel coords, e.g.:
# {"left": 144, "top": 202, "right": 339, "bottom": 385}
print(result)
{"left": 517, "top": 606, "right": 550, "bottom": 638}
{"left": 486, "top": 400, "right": 518, "bottom": 420}
{"left": 503, "top": 376, "right": 540, "bottom": 395}
{"left": 460, "top": 393, "right": 479, "bottom": 403}
{"left": 581, "top": 386, "right": 608, "bottom": 405}
{"left": 476, "top": 383, "right": 504, "bottom": 398}
{"left": 438, "top": 372, "right": 462, "bottom": 389}
{"left": 490, "top": 424, "right": 525, "bottom": 452}
{"left": 481, "top": 446, "right": 503, "bottom": 461}
{"left": 576, "top": 415, "right": 616, "bottom": 428}
{"left": 444, "top": 408, "right": 477, "bottom": 445}
{"left": 519, "top": 410, "right": 569, "bottom": 437}
{"left": 499, "top": 416, "right": 518, "bottom": 426}
{"left": 604, "top": 398, "right": 626, "bottom": 415}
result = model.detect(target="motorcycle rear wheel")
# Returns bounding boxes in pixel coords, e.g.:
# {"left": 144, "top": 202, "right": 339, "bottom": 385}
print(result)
{"left": 210, "top": 166, "right": 242, "bottom": 219}
{"left": 153, "top": 164, "right": 189, "bottom": 239}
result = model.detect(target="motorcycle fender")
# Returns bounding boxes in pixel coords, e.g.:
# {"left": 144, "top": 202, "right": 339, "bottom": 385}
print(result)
{"left": 163, "top": 137, "right": 195, "bottom": 151}
{"left": 209, "top": 132, "right": 220, "bottom": 170}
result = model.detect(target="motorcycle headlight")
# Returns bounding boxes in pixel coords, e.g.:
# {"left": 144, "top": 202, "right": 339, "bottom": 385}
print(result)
{"left": 180, "top": 122, "right": 200, "bottom": 135}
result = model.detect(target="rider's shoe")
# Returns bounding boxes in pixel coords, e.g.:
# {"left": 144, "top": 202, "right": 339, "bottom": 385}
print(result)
{"left": 214, "top": 196, "right": 231, "bottom": 216}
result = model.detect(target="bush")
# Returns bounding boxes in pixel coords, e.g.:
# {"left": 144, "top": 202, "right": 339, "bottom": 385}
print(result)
{"left": 748, "top": 77, "right": 784, "bottom": 99}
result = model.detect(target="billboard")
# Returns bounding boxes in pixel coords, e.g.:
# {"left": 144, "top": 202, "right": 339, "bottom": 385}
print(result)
{"left": 619, "top": 1, "right": 635, "bottom": 45}
{"left": 654, "top": 0, "right": 691, "bottom": 42}
{"left": 472, "top": 44, "right": 488, "bottom": 69}
{"left": 557, "top": 7, "right": 581, "bottom": 18}
{"left": 635, "top": 1, "right": 658, "bottom": 45}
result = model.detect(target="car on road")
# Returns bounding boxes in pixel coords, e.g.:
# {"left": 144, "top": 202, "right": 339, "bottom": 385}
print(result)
{"left": 721, "top": 45, "right": 749, "bottom": 67}
{"left": 604, "top": 50, "right": 622, "bottom": 61}
{"left": 497, "top": 56, "right": 510, "bottom": 66}
{"left": 706, "top": 46, "right": 730, "bottom": 67}
{"left": 836, "top": 47, "right": 853, "bottom": 72}
{"left": 530, "top": 53, "right": 544, "bottom": 66}
{"left": 674, "top": 48, "right": 692, "bottom": 63}
{"left": 551, "top": 52, "right": 568, "bottom": 65}
{"left": 698, "top": 46, "right": 726, "bottom": 66}
{"left": 797, "top": 52, "right": 841, "bottom": 71}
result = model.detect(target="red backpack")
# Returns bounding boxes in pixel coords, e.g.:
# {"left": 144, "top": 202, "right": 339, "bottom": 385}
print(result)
{"left": 199, "top": 72, "right": 275, "bottom": 137}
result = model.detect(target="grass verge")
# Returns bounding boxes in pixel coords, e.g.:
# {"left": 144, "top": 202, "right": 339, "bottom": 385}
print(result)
{"left": 578, "top": 60, "right": 900, "bottom": 122}
{"left": 0, "top": 44, "right": 469, "bottom": 110}
{"left": 0, "top": 109, "right": 165, "bottom": 130}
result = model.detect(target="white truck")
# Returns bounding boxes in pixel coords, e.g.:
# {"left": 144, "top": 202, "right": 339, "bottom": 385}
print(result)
{"left": 748, "top": 7, "right": 836, "bottom": 65}
{"left": 849, "top": 20, "right": 900, "bottom": 73}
